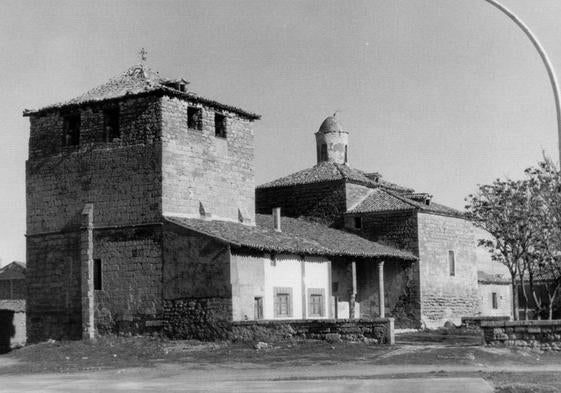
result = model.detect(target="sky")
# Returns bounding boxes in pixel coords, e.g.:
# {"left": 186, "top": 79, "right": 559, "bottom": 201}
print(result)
{"left": 1, "top": 0, "right": 561, "bottom": 266}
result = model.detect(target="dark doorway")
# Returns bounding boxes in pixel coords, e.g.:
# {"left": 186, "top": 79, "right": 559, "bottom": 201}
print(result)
{"left": 0, "top": 309, "right": 15, "bottom": 354}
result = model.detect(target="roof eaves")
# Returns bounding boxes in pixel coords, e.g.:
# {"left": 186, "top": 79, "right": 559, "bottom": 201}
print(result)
{"left": 256, "top": 177, "right": 344, "bottom": 190}
{"left": 164, "top": 217, "right": 242, "bottom": 248}
{"left": 24, "top": 88, "right": 261, "bottom": 121}
{"left": 418, "top": 208, "right": 465, "bottom": 219}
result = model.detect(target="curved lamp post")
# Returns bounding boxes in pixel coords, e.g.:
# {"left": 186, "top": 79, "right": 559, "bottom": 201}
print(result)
{"left": 484, "top": 0, "right": 561, "bottom": 165}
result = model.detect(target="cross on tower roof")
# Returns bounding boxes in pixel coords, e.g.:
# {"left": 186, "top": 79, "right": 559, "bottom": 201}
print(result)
{"left": 139, "top": 48, "right": 147, "bottom": 64}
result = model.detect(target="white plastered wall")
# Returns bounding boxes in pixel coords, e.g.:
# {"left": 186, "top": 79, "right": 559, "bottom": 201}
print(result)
{"left": 231, "top": 252, "right": 331, "bottom": 320}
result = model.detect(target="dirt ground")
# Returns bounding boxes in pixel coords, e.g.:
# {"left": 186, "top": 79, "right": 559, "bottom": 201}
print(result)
{"left": 1, "top": 329, "right": 560, "bottom": 392}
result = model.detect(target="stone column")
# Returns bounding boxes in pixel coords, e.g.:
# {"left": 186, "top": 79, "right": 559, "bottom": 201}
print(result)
{"left": 349, "top": 261, "right": 357, "bottom": 320}
{"left": 81, "top": 204, "right": 95, "bottom": 341}
{"left": 378, "top": 260, "right": 385, "bottom": 318}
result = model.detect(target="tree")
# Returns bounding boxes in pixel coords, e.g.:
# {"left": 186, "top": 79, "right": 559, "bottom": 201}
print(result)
{"left": 465, "top": 179, "right": 537, "bottom": 320}
{"left": 525, "top": 159, "right": 561, "bottom": 319}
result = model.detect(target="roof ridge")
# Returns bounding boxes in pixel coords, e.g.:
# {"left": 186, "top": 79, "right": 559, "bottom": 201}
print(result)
{"left": 346, "top": 187, "right": 376, "bottom": 212}
{"left": 333, "top": 163, "right": 348, "bottom": 179}
{"left": 380, "top": 188, "right": 421, "bottom": 209}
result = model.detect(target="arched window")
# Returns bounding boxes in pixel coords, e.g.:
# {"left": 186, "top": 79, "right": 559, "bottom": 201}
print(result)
{"left": 344, "top": 145, "right": 348, "bottom": 163}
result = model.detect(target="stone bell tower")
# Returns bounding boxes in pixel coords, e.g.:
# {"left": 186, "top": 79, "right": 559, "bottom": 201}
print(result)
{"left": 315, "top": 114, "right": 349, "bottom": 165}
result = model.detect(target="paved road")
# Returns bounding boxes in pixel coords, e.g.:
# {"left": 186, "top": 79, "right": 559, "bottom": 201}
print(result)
{"left": 0, "top": 373, "right": 493, "bottom": 393}
{"left": 5, "top": 355, "right": 561, "bottom": 392}
{"left": 0, "top": 361, "right": 499, "bottom": 393}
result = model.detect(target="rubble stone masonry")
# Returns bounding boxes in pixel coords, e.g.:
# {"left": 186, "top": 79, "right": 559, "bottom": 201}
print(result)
{"left": 26, "top": 96, "right": 163, "bottom": 342}
{"left": 256, "top": 180, "right": 347, "bottom": 225}
{"left": 161, "top": 97, "right": 255, "bottom": 223}
{"left": 26, "top": 88, "right": 258, "bottom": 341}
{"left": 481, "top": 320, "right": 561, "bottom": 351}
{"left": 417, "top": 213, "right": 479, "bottom": 328}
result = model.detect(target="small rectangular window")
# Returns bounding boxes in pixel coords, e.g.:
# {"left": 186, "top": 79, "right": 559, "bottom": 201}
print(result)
{"left": 274, "top": 287, "right": 292, "bottom": 318}
{"left": 492, "top": 292, "right": 498, "bottom": 309}
{"left": 93, "top": 259, "right": 102, "bottom": 290}
{"left": 214, "top": 113, "right": 227, "bottom": 138}
{"left": 308, "top": 288, "right": 325, "bottom": 317}
{"left": 62, "top": 114, "right": 80, "bottom": 146}
{"left": 448, "top": 250, "right": 455, "bottom": 277}
{"left": 354, "top": 216, "right": 362, "bottom": 229}
{"left": 103, "top": 107, "right": 120, "bottom": 141}
{"left": 254, "top": 297, "right": 263, "bottom": 320}
{"left": 188, "top": 106, "right": 203, "bottom": 130}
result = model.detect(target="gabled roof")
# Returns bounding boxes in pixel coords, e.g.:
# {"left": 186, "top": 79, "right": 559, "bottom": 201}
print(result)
{"left": 349, "top": 188, "right": 416, "bottom": 213}
{"left": 23, "top": 65, "right": 260, "bottom": 120}
{"left": 257, "top": 161, "right": 413, "bottom": 192}
{"left": 0, "top": 262, "right": 26, "bottom": 281}
{"left": 348, "top": 188, "right": 463, "bottom": 218}
{"left": 255, "top": 214, "right": 415, "bottom": 260}
{"left": 165, "top": 215, "right": 416, "bottom": 260}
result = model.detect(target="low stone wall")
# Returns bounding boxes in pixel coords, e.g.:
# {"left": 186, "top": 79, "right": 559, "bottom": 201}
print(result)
{"left": 163, "top": 297, "right": 233, "bottom": 341}
{"left": 461, "top": 316, "right": 510, "bottom": 328}
{"left": 163, "top": 297, "right": 395, "bottom": 344}
{"left": 481, "top": 320, "right": 561, "bottom": 350}
{"left": 231, "top": 319, "right": 395, "bottom": 344}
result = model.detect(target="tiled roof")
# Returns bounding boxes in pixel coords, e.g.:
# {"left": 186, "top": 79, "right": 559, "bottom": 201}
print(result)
{"left": 349, "top": 188, "right": 463, "bottom": 218}
{"left": 165, "top": 215, "right": 415, "bottom": 260}
{"left": 0, "top": 300, "right": 25, "bottom": 312}
{"left": 23, "top": 65, "right": 260, "bottom": 120}
{"left": 477, "top": 271, "right": 510, "bottom": 285}
{"left": 257, "top": 161, "right": 413, "bottom": 192}
{"left": 0, "top": 262, "right": 26, "bottom": 281}
{"left": 350, "top": 189, "right": 415, "bottom": 213}
{"left": 255, "top": 214, "right": 416, "bottom": 260}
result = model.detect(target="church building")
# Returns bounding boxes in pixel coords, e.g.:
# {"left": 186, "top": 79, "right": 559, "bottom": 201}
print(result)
{"left": 256, "top": 115, "right": 512, "bottom": 328}
{"left": 24, "top": 66, "right": 418, "bottom": 342}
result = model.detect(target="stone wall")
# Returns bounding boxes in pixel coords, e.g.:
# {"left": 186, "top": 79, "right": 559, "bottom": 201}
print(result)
{"left": 0, "top": 279, "right": 25, "bottom": 299}
{"left": 26, "top": 145, "right": 162, "bottom": 234}
{"left": 28, "top": 96, "right": 162, "bottom": 159}
{"left": 352, "top": 211, "right": 419, "bottom": 253}
{"left": 26, "top": 95, "right": 164, "bottom": 342}
{"left": 461, "top": 315, "right": 510, "bottom": 328}
{"left": 26, "top": 232, "right": 82, "bottom": 342}
{"left": 27, "top": 96, "right": 162, "bottom": 234}
{"left": 481, "top": 320, "right": 561, "bottom": 350}
{"left": 356, "top": 259, "right": 419, "bottom": 328}
{"left": 417, "top": 213, "right": 479, "bottom": 328}
{"left": 93, "top": 226, "right": 163, "bottom": 334}
{"left": 231, "top": 319, "right": 395, "bottom": 344}
{"left": 161, "top": 96, "right": 255, "bottom": 223}
{"left": 256, "top": 180, "right": 347, "bottom": 226}
{"left": 350, "top": 211, "right": 421, "bottom": 326}
{"left": 478, "top": 283, "right": 512, "bottom": 318}
{"left": 163, "top": 297, "right": 233, "bottom": 340}
{"left": 163, "top": 223, "right": 232, "bottom": 300}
